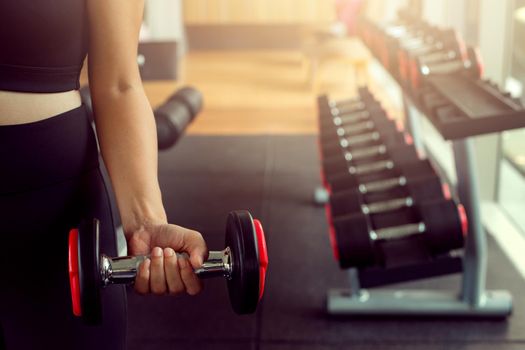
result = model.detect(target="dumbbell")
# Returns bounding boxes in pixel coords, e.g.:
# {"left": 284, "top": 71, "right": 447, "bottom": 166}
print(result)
{"left": 409, "top": 46, "right": 483, "bottom": 90}
{"left": 320, "top": 117, "right": 397, "bottom": 146}
{"left": 398, "top": 30, "right": 464, "bottom": 85}
{"left": 329, "top": 174, "right": 446, "bottom": 217}
{"left": 68, "top": 210, "right": 268, "bottom": 324}
{"left": 320, "top": 88, "right": 376, "bottom": 112}
{"left": 320, "top": 131, "right": 408, "bottom": 165}
{"left": 406, "top": 43, "right": 465, "bottom": 88}
{"left": 322, "top": 143, "right": 418, "bottom": 176}
{"left": 319, "top": 103, "right": 391, "bottom": 129}
{"left": 320, "top": 116, "right": 401, "bottom": 148}
{"left": 319, "top": 104, "right": 386, "bottom": 131}
{"left": 332, "top": 198, "right": 467, "bottom": 268}
{"left": 321, "top": 98, "right": 384, "bottom": 120}
{"left": 320, "top": 128, "right": 408, "bottom": 160}
{"left": 320, "top": 113, "right": 394, "bottom": 140}
{"left": 326, "top": 158, "right": 436, "bottom": 193}
{"left": 155, "top": 86, "right": 203, "bottom": 150}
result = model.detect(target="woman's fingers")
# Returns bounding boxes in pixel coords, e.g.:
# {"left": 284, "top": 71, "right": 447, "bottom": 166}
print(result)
{"left": 164, "top": 248, "right": 185, "bottom": 295}
{"left": 184, "top": 230, "right": 208, "bottom": 269}
{"left": 135, "top": 258, "right": 151, "bottom": 295}
{"left": 149, "top": 247, "right": 167, "bottom": 295}
{"left": 179, "top": 257, "right": 203, "bottom": 296}
{"left": 132, "top": 223, "right": 207, "bottom": 297}
{"left": 146, "top": 224, "right": 208, "bottom": 269}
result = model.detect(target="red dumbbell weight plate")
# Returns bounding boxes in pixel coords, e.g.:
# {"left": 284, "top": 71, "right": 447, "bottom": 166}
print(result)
{"left": 68, "top": 219, "right": 102, "bottom": 324}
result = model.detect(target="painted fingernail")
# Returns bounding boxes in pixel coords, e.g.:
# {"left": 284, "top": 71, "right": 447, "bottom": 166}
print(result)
{"left": 152, "top": 247, "right": 163, "bottom": 257}
{"left": 164, "top": 247, "right": 175, "bottom": 257}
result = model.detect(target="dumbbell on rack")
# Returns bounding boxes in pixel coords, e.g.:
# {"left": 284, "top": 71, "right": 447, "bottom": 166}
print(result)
{"left": 329, "top": 174, "right": 447, "bottom": 217}
{"left": 332, "top": 198, "right": 467, "bottom": 268}
{"left": 154, "top": 86, "right": 203, "bottom": 150}
{"left": 318, "top": 101, "right": 400, "bottom": 142}
{"left": 318, "top": 87, "right": 377, "bottom": 113}
{"left": 326, "top": 159, "right": 437, "bottom": 193}
{"left": 321, "top": 119, "right": 405, "bottom": 156}
{"left": 322, "top": 143, "right": 418, "bottom": 176}
{"left": 409, "top": 46, "right": 483, "bottom": 90}
{"left": 318, "top": 87, "right": 381, "bottom": 118}
{"left": 320, "top": 109, "right": 394, "bottom": 137}
{"left": 68, "top": 210, "right": 268, "bottom": 324}
{"left": 398, "top": 29, "right": 464, "bottom": 84}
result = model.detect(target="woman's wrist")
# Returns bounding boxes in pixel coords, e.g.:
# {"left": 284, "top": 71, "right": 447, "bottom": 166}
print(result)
{"left": 120, "top": 195, "right": 168, "bottom": 236}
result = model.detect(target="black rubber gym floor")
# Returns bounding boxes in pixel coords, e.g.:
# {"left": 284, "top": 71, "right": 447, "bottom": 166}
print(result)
{"left": 127, "top": 135, "right": 525, "bottom": 350}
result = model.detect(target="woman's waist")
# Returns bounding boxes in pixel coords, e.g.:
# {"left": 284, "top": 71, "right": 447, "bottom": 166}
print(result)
{"left": 0, "top": 105, "right": 100, "bottom": 195}
{"left": 0, "top": 89, "right": 82, "bottom": 126}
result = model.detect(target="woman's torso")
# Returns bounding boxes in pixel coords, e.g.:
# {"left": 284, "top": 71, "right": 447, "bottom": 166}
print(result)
{"left": 0, "top": 91, "right": 82, "bottom": 125}
{"left": 0, "top": 0, "right": 88, "bottom": 125}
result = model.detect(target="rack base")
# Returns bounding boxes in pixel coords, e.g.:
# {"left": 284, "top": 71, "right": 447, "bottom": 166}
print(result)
{"left": 327, "top": 289, "right": 512, "bottom": 317}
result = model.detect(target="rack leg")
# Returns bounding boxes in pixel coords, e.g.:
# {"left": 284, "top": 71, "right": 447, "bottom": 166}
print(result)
{"left": 452, "top": 138, "right": 486, "bottom": 306}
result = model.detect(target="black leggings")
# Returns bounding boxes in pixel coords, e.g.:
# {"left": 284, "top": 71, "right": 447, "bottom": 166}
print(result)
{"left": 0, "top": 106, "right": 127, "bottom": 349}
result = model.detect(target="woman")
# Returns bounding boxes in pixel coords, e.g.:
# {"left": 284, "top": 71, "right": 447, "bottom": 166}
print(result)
{"left": 0, "top": 1, "right": 207, "bottom": 349}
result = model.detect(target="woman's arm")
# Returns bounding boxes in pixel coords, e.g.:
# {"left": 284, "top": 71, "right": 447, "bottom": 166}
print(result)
{"left": 87, "top": 0, "right": 206, "bottom": 295}
{"left": 87, "top": 0, "right": 164, "bottom": 231}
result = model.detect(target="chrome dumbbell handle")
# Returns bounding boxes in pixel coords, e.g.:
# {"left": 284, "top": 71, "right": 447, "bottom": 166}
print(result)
{"left": 338, "top": 120, "right": 375, "bottom": 135}
{"left": 343, "top": 144, "right": 387, "bottom": 162}
{"left": 361, "top": 197, "right": 414, "bottom": 215}
{"left": 359, "top": 176, "right": 407, "bottom": 194}
{"left": 332, "top": 111, "right": 370, "bottom": 126}
{"left": 328, "top": 98, "right": 363, "bottom": 109}
{"left": 421, "top": 58, "right": 465, "bottom": 76}
{"left": 349, "top": 159, "right": 394, "bottom": 175}
{"left": 340, "top": 131, "right": 380, "bottom": 148}
{"left": 370, "top": 222, "right": 426, "bottom": 241}
{"left": 330, "top": 102, "right": 366, "bottom": 115}
{"left": 100, "top": 248, "right": 233, "bottom": 286}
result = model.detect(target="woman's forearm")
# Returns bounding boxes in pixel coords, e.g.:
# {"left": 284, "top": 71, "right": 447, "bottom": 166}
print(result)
{"left": 93, "top": 84, "right": 167, "bottom": 235}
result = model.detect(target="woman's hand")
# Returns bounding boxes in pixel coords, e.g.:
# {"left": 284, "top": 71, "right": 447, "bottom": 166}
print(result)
{"left": 127, "top": 223, "right": 208, "bottom": 296}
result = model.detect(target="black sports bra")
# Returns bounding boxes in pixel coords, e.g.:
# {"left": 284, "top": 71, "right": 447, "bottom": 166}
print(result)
{"left": 0, "top": 0, "right": 88, "bottom": 93}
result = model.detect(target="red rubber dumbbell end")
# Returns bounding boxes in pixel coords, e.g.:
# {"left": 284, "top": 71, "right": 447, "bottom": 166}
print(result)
{"left": 68, "top": 229, "right": 82, "bottom": 317}
{"left": 253, "top": 219, "right": 268, "bottom": 301}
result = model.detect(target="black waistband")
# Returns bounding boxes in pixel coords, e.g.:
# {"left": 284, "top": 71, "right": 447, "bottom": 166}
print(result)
{"left": 0, "top": 105, "right": 99, "bottom": 195}
{"left": 0, "top": 63, "right": 82, "bottom": 93}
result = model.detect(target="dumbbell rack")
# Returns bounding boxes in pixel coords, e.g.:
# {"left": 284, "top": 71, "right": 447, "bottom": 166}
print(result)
{"left": 328, "top": 134, "right": 513, "bottom": 317}
{"left": 326, "top": 21, "right": 525, "bottom": 318}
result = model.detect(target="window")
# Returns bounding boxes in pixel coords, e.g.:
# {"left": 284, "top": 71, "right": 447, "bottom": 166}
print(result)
{"left": 497, "top": 0, "right": 525, "bottom": 233}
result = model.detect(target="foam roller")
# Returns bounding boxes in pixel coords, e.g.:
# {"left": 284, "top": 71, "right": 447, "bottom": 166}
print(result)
{"left": 155, "top": 86, "right": 203, "bottom": 150}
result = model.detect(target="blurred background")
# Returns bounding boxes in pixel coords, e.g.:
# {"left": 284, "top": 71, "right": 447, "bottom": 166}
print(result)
{"left": 138, "top": 0, "right": 525, "bottom": 238}
{"left": 97, "top": 1, "right": 525, "bottom": 349}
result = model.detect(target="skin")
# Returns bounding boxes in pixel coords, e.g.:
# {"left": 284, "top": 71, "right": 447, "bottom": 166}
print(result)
{"left": 0, "top": 0, "right": 207, "bottom": 296}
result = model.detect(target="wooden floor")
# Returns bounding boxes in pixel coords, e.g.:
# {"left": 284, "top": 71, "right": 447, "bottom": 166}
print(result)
{"left": 146, "top": 49, "right": 364, "bottom": 135}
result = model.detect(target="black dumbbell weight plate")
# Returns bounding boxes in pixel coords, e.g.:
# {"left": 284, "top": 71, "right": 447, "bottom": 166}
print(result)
{"left": 226, "top": 210, "right": 263, "bottom": 314}
{"left": 333, "top": 213, "right": 375, "bottom": 268}
{"left": 418, "top": 199, "right": 467, "bottom": 254}
{"left": 330, "top": 190, "right": 362, "bottom": 217}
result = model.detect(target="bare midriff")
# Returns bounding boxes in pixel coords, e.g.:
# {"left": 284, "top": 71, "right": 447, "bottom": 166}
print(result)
{"left": 0, "top": 90, "right": 82, "bottom": 125}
